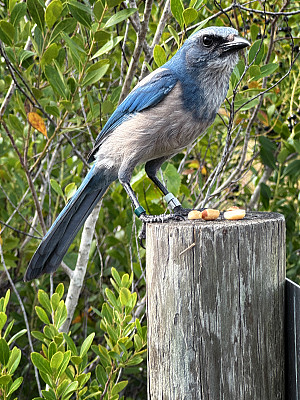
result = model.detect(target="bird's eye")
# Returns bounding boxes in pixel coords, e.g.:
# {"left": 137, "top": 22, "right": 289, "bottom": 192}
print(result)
{"left": 202, "top": 35, "right": 214, "bottom": 47}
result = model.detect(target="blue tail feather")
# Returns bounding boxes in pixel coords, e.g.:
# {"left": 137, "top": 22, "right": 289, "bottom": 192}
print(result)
{"left": 24, "top": 166, "right": 113, "bottom": 281}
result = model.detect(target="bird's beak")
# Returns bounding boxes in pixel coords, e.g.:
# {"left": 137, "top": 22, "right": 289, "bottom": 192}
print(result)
{"left": 220, "top": 35, "right": 250, "bottom": 55}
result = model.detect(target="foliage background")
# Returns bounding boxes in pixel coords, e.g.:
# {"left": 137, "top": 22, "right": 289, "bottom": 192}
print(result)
{"left": 0, "top": 0, "right": 299, "bottom": 398}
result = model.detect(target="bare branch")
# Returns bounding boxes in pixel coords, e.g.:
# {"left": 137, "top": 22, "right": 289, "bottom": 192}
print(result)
{"left": 60, "top": 200, "right": 102, "bottom": 333}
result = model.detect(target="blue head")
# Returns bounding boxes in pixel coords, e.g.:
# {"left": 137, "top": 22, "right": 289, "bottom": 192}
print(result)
{"left": 167, "top": 26, "right": 250, "bottom": 78}
{"left": 165, "top": 26, "right": 250, "bottom": 120}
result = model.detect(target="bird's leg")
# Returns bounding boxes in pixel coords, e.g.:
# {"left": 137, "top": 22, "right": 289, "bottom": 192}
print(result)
{"left": 120, "top": 181, "right": 184, "bottom": 223}
{"left": 145, "top": 159, "right": 191, "bottom": 216}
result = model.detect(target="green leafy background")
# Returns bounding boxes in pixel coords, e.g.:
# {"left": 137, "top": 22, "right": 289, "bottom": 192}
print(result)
{"left": 0, "top": 0, "right": 299, "bottom": 398}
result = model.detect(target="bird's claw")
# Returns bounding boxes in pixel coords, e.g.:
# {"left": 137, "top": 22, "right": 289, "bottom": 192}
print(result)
{"left": 139, "top": 212, "right": 185, "bottom": 223}
{"left": 173, "top": 205, "right": 205, "bottom": 216}
{"left": 138, "top": 223, "right": 147, "bottom": 249}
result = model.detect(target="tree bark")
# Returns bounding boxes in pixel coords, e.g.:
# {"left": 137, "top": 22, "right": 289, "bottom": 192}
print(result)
{"left": 146, "top": 212, "right": 285, "bottom": 400}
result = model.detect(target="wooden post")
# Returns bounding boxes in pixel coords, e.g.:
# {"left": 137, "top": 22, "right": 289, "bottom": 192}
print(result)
{"left": 146, "top": 212, "right": 285, "bottom": 400}
{"left": 285, "top": 278, "right": 300, "bottom": 399}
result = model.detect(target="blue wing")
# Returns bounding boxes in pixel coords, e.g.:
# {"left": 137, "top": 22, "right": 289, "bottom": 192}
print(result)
{"left": 88, "top": 68, "right": 178, "bottom": 162}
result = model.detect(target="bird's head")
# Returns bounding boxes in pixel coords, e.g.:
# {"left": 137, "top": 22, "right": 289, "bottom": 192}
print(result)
{"left": 170, "top": 26, "right": 250, "bottom": 77}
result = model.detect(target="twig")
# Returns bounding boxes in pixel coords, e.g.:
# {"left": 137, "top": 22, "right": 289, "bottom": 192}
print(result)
{"left": 1, "top": 120, "right": 47, "bottom": 234}
{"left": 0, "top": 220, "right": 41, "bottom": 239}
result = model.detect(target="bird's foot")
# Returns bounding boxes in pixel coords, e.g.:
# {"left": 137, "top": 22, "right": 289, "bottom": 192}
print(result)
{"left": 173, "top": 205, "right": 205, "bottom": 217}
{"left": 138, "top": 212, "right": 185, "bottom": 248}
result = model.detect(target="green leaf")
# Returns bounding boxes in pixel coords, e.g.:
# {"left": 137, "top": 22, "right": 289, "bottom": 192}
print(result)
{"left": 3, "top": 290, "right": 10, "bottom": 312}
{"left": 7, "top": 376, "right": 23, "bottom": 397}
{"left": 7, "top": 329, "right": 27, "bottom": 346}
{"left": 56, "top": 350, "right": 71, "bottom": 378}
{"left": 250, "top": 24, "right": 259, "bottom": 42}
{"left": 61, "top": 381, "right": 78, "bottom": 398}
{"left": 31, "top": 331, "right": 47, "bottom": 342}
{"left": 65, "top": 183, "right": 77, "bottom": 201}
{"left": 50, "top": 179, "right": 65, "bottom": 198}
{"left": 8, "top": 114, "right": 23, "bottom": 135}
{"left": 11, "top": 3, "right": 27, "bottom": 26}
{"left": 79, "top": 332, "right": 95, "bottom": 358}
{"left": 234, "top": 97, "right": 260, "bottom": 111}
{"left": 55, "top": 283, "right": 64, "bottom": 299}
{"left": 259, "top": 136, "right": 276, "bottom": 170}
{"left": 57, "top": 380, "right": 70, "bottom": 398}
{"left": 45, "top": 65, "right": 68, "bottom": 99}
{"left": 77, "top": 372, "right": 91, "bottom": 388}
{"left": 153, "top": 45, "right": 166, "bottom": 67}
{"left": 0, "top": 338, "right": 10, "bottom": 365}
{"left": 63, "top": 333, "right": 77, "bottom": 355}
{"left": 168, "top": 25, "right": 180, "bottom": 46}
{"left": 45, "top": 0, "right": 62, "bottom": 29}
{"left": 3, "top": 320, "right": 13, "bottom": 340}
{"left": 257, "top": 63, "right": 278, "bottom": 79}
{"left": 0, "top": 375, "right": 12, "bottom": 385}
{"left": 50, "top": 351, "right": 64, "bottom": 370}
{"left": 48, "top": 342, "right": 57, "bottom": 361}
{"left": 283, "top": 160, "right": 300, "bottom": 178}
{"left": 49, "top": 18, "right": 77, "bottom": 43}
{"left": 248, "top": 40, "right": 265, "bottom": 65}
{"left": 104, "top": 8, "right": 137, "bottom": 28}
{"left": 126, "top": 354, "right": 143, "bottom": 366}
{"left": 67, "top": 0, "right": 92, "bottom": 28}
{"left": 53, "top": 300, "right": 67, "bottom": 329}
{"left": 31, "top": 352, "right": 52, "bottom": 375}
{"left": 183, "top": 7, "right": 198, "bottom": 25}
{"left": 6, "top": 347, "right": 21, "bottom": 374}
{"left": 0, "top": 21, "right": 15, "bottom": 45}
{"left": 19, "top": 50, "right": 35, "bottom": 65}
{"left": 106, "top": 0, "right": 122, "bottom": 6}
{"left": 260, "top": 182, "right": 271, "bottom": 209}
{"left": 51, "top": 293, "right": 60, "bottom": 312}
{"left": 105, "top": 288, "right": 119, "bottom": 308}
{"left": 81, "top": 63, "right": 109, "bottom": 87}
{"left": 41, "top": 43, "right": 59, "bottom": 66}
{"left": 111, "top": 380, "right": 128, "bottom": 395}
{"left": 27, "top": 0, "right": 45, "bottom": 31}
{"left": 0, "top": 312, "right": 7, "bottom": 331}
{"left": 95, "top": 364, "right": 107, "bottom": 387}
{"left": 170, "top": 0, "right": 184, "bottom": 28}
{"left": 71, "top": 355, "right": 82, "bottom": 365}
{"left": 38, "top": 290, "right": 52, "bottom": 314}
{"left": 60, "top": 32, "right": 85, "bottom": 70}
{"left": 92, "top": 36, "right": 123, "bottom": 59}
{"left": 41, "top": 389, "right": 56, "bottom": 400}
{"left": 163, "top": 163, "right": 181, "bottom": 196}
{"left": 111, "top": 267, "right": 122, "bottom": 288}
{"left": 119, "top": 288, "right": 131, "bottom": 307}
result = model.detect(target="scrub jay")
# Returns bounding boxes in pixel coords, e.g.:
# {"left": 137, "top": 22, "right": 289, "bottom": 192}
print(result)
{"left": 24, "top": 26, "right": 250, "bottom": 281}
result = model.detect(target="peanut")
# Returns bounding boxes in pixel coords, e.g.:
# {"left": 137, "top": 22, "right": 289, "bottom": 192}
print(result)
{"left": 188, "top": 210, "right": 203, "bottom": 220}
{"left": 224, "top": 209, "right": 246, "bottom": 220}
{"left": 201, "top": 209, "right": 220, "bottom": 220}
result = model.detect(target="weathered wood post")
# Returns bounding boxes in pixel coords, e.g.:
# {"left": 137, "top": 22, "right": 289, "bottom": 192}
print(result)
{"left": 146, "top": 212, "right": 285, "bottom": 399}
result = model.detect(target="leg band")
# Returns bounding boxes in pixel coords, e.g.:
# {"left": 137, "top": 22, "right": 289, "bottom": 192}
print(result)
{"left": 164, "top": 193, "right": 181, "bottom": 210}
{"left": 134, "top": 205, "right": 146, "bottom": 217}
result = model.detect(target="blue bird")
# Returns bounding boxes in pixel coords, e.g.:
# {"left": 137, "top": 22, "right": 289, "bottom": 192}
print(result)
{"left": 24, "top": 26, "right": 250, "bottom": 281}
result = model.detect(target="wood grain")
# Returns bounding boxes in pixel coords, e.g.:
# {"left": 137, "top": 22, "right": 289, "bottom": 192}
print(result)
{"left": 146, "top": 212, "right": 285, "bottom": 400}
